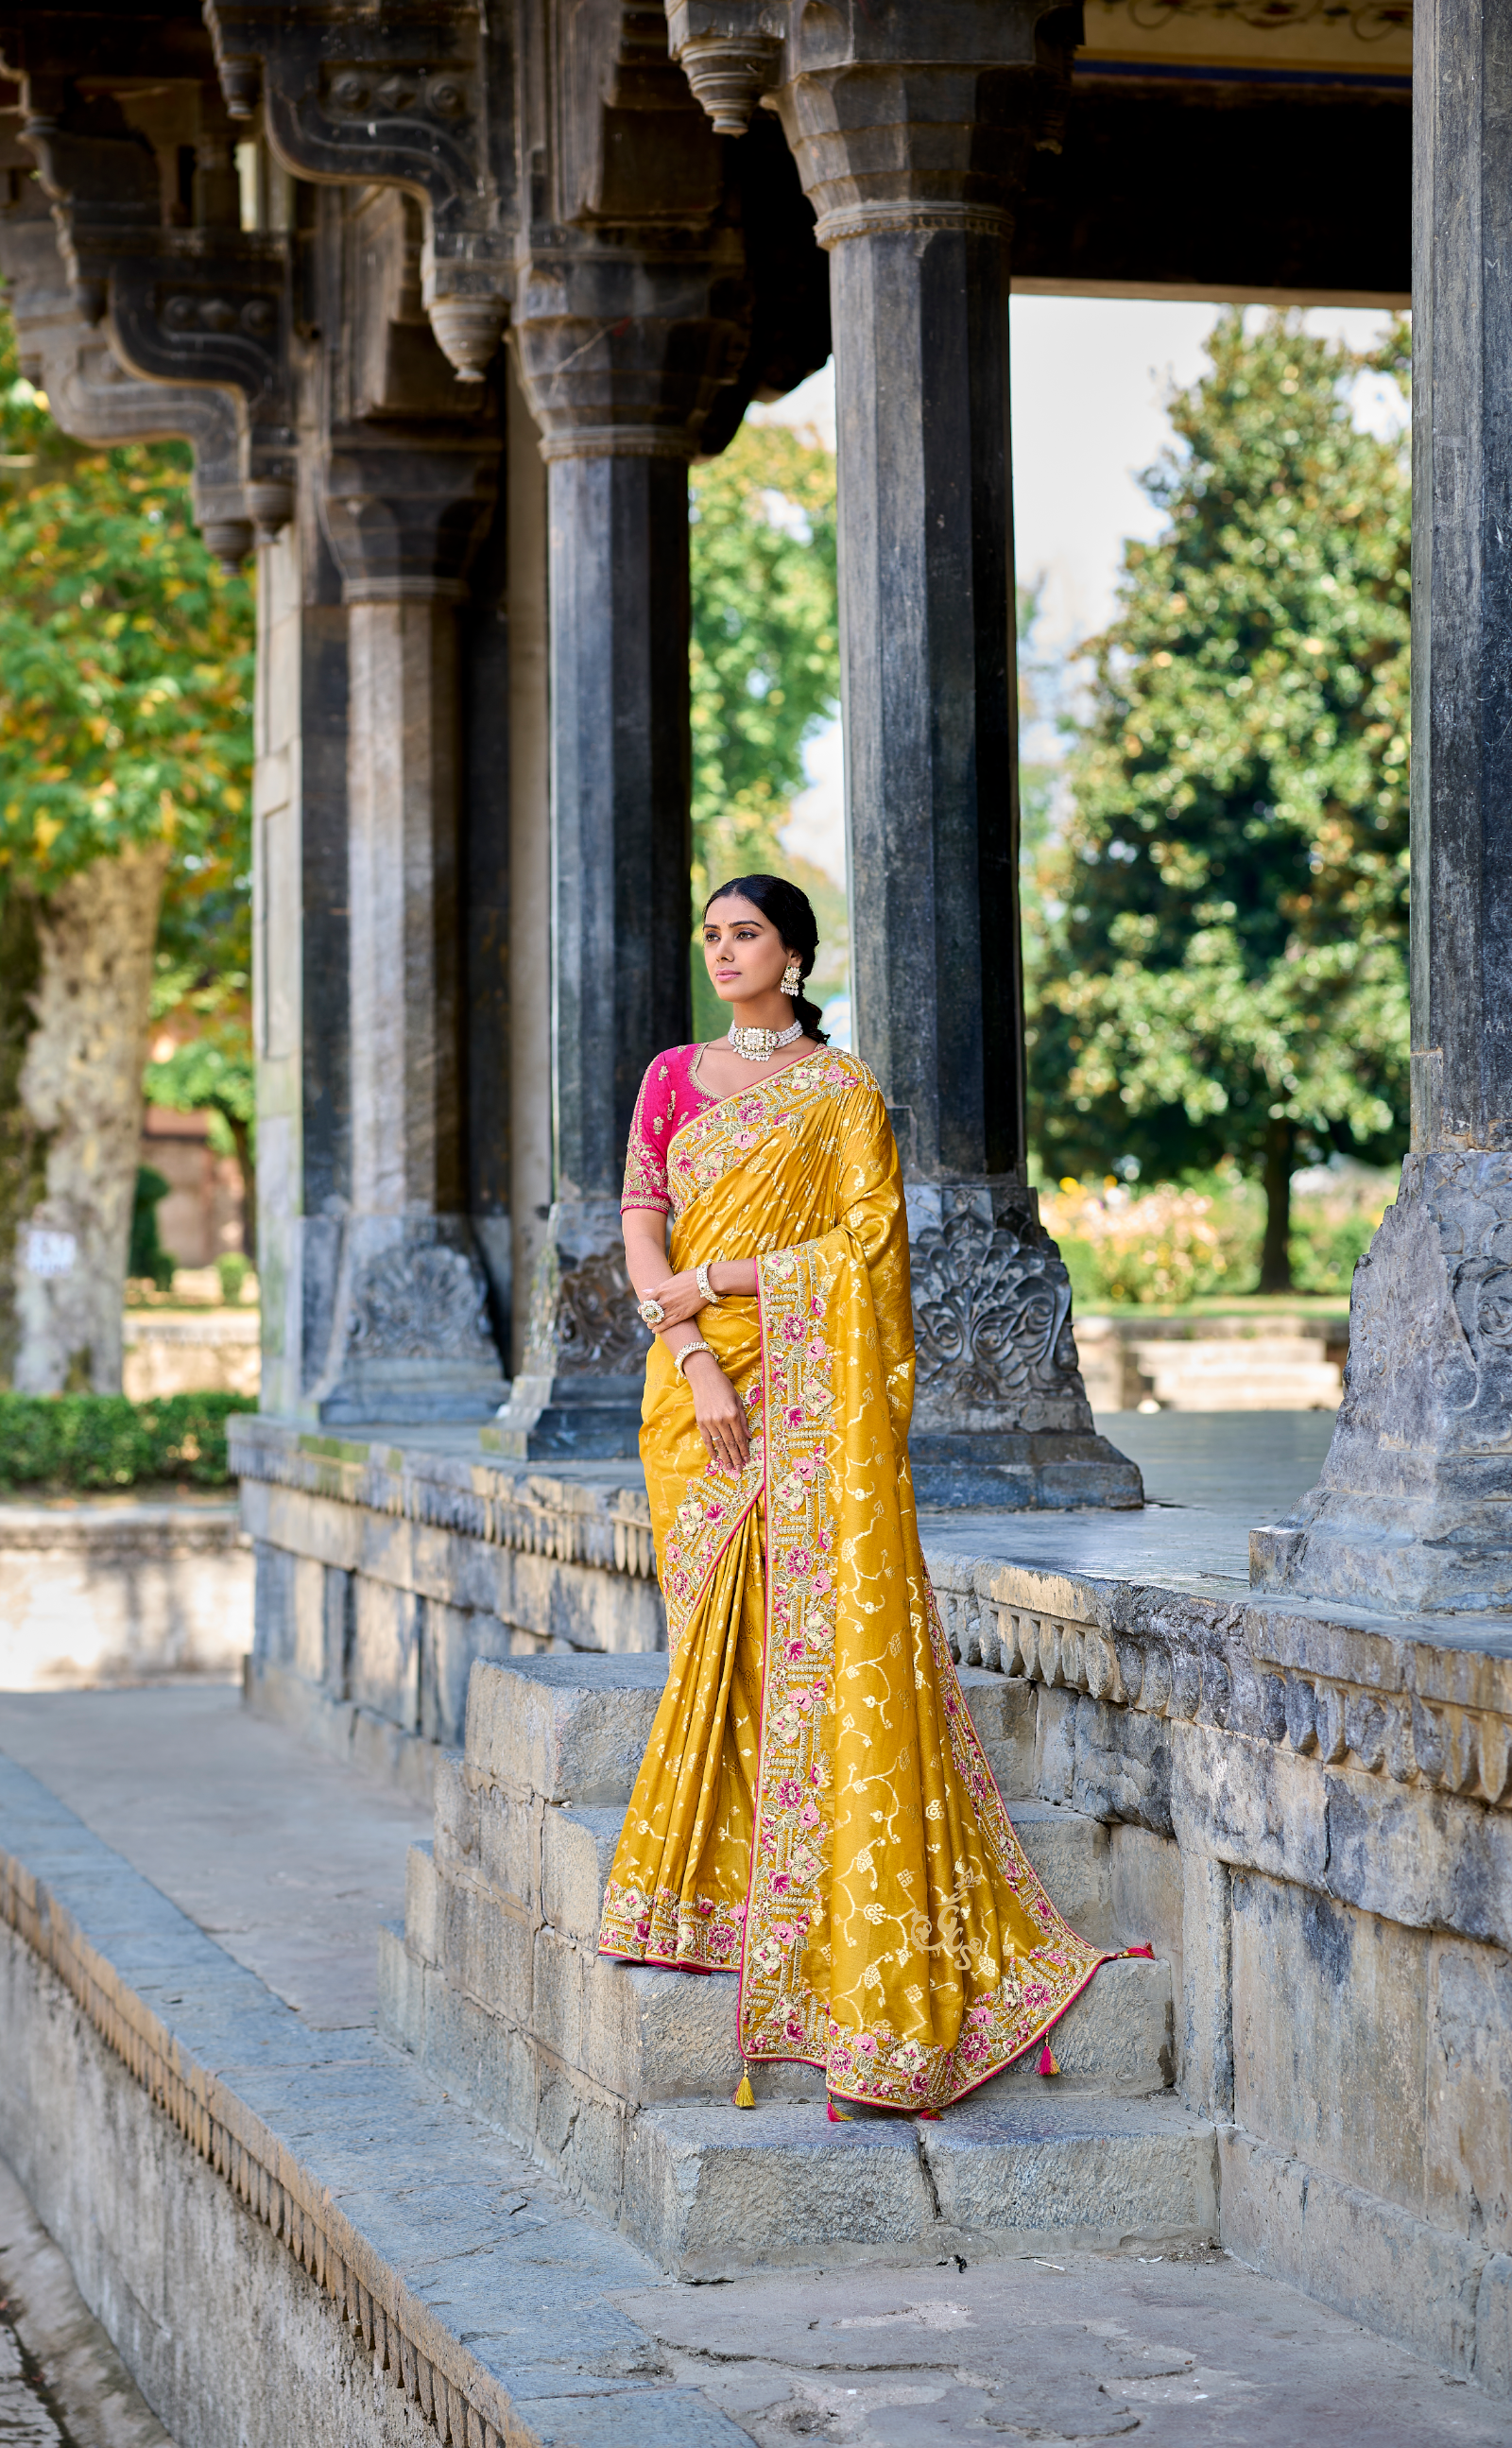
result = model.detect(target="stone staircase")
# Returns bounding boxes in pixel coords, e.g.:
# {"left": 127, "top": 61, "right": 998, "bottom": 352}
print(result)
{"left": 378, "top": 1654, "right": 1217, "bottom": 2276}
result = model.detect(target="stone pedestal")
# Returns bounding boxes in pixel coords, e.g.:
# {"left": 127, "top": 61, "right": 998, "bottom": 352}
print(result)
{"left": 772, "top": 9, "right": 1141, "bottom": 1509}
{"left": 906, "top": 1184, "right": 1143, "bottom": 1508}
{"left": 485, "top": 1196, "right": 648, "bottom": 1459}
{"left": 1254, "top": 0, "right": 1512, "bottom": 1611}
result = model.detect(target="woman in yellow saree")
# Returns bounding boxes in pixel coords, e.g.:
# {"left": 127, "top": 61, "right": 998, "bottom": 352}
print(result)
{"left": 601, "top": 874, "right": 1110, "bottom": 2113}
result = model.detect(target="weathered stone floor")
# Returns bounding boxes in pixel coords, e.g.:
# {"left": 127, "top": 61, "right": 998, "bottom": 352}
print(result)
{"left": 1, "top": 1686, "right": 1509, "bottom": 2444}
{"left": 0, "top": 2155, "right": 174, "bottom": 2446}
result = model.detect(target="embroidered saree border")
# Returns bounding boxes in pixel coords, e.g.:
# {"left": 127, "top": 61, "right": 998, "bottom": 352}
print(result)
{"left": 597, "top": 1878, "right": 746, "bottom": 1970}
{"left": 738, "top": 1242, "right": 1108, "bottom": 2112}
{"left": 663, "top": 1049, "right": 857, "bottom": 1220}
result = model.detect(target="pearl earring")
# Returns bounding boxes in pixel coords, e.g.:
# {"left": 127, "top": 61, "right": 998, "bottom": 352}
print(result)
{"left": 781, "top": 958, "right": 802, "bottom": 997}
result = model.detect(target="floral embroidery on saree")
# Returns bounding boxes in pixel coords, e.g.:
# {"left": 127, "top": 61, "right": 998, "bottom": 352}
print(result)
{"left": 665, "top": 1049, "right": 860, "bottom": 1219}
{"left": 597, "top": 1877, "right": 746, "bottom": 1969}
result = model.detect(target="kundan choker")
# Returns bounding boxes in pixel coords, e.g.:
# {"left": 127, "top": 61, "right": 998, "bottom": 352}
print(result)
{"left": 728, "top": 1014, "right": 804, "bottom": 1062}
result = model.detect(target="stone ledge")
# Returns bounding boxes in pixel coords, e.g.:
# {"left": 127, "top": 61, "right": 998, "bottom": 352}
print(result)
{"left": 0, "top": 1756, "right": 750, "bottom": 2448}
{"left": 926, "top": 1544, "right": 1512, "bottom": 1815}
{"left": 231, "top": 1415, "right": 656, "bottom": 1579}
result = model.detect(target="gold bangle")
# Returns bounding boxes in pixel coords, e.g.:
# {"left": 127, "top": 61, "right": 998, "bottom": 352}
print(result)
{"left": 673, "top": 1339, "right": 715, "bottom": 1378}
{"left": 695, "top": 1262, "right": 722, "bottom": 1307}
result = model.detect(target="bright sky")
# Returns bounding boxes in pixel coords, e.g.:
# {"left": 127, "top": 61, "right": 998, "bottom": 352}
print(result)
{"left": 751, "top": 296, "right": 1407, "bottom": 892}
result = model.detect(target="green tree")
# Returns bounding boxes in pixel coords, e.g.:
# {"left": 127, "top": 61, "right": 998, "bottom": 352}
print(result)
{"left": 688, "top": 419, "right": 842, "bottom": 1036}
{"left": 1029, "top": 311, "right": 1410, "bottom": 1290}
{"left": 0, "top": 308, "right": 252, "bottom": 1387}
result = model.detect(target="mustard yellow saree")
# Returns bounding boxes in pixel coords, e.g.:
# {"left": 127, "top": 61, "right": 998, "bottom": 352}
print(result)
{"left": 600, "top": 1043, "right": 1108, "bottom": 2112}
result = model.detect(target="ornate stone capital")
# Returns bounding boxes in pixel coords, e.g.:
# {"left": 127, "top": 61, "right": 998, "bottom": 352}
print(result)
{"left": 204, "top": 0, "right": 515, "bottom": 379}
{"left": 768, "top": 1, "right": 1079, "bottom": 240}
{"left": 320, "top": 425, "right": 501, "bottom": 605}
{"left": 512, "top": 240, "right": 748, "bottom": 462}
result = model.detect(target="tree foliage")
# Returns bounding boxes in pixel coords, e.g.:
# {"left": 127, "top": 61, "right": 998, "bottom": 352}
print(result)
{"left": 1028, "top": 311, "right": 1411, "bottom": 1288}
{"left": 0, "top": 314, "right": 253, "bottom": 916}
{"left": 687, "top": 417, "right": 844, "bottom": 1034}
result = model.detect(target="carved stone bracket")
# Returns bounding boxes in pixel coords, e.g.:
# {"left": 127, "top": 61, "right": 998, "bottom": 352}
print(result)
{"left": 0, "top": 177, "right": 254, "bottom": 564}
{"left": 204, "top": 0, "right": 515, "bottom": 379}
{"left": 17, "top": 112, "right": 296, "bottom": 537}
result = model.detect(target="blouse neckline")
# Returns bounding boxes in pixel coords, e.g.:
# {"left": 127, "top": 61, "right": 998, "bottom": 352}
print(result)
{"left": 677, "top": 1041, "right": 825, "bottom": 1140}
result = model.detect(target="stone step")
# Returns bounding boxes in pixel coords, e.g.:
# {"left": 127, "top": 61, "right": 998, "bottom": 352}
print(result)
{"left": 387, "top": 1831, "right": 1171, "bottom": 2111}
{"left": 622, "top": 2093, "right": 1219, "bottom": 2279}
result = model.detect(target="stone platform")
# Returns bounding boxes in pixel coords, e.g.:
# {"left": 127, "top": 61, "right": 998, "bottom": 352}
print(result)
{"left": 0, "top": 1494, "right": 251, "bottom": 1694}
{"left": 232, "top": 1405, "right": 1512, "bottom": 2394}
{"left": 0, "top": 1686, "right": 1508, "bottom": 2445}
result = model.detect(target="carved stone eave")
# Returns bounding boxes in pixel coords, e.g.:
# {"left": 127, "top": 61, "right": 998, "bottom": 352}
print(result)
{"left": 12, "top": 105, "right": 298, "bottom": 540}
{"left": 203, "top": 0, "right": 515, "bottom": 380}
{"left": 0, "top": 193, "right": 256, "bottom": 566}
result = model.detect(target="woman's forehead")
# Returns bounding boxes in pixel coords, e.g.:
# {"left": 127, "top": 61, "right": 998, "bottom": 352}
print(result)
{"left": 704, "top": 896, "right": 769, "bottom": 927}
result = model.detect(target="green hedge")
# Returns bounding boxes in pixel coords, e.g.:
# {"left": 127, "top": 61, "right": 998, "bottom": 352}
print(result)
{"left": 0, "top": 1392, "right": 256, "bottom": 1491}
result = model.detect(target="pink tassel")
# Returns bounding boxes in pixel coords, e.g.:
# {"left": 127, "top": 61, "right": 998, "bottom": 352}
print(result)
{"left": 827, "top": 2099, "right": 853, "bottom": 2123}
{"left": 1122, "top": 1943, "right": 1155, "bottom": 1960}
{"left": 1038, "top": 2042, "right": 1059, "bottom": 2078}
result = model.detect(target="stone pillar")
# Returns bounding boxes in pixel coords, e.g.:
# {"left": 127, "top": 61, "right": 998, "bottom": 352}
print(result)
{"left": 1251, "top": 0, "right": 1512, "bottom": 1612}
{"left": 489, "top": 243, "right": 746, "bottom": 1458}
{"left": 505, "top": 353, "right": 554, "bottom": 1376}
{"left": 251, "top": 509, "right": 352, "bottom": 1422}
{"left": 308, "top": 432, "right": 508, "bottom": 1423}
{"left": 768, "top": 7, "right": 1141, "bottom": 1508}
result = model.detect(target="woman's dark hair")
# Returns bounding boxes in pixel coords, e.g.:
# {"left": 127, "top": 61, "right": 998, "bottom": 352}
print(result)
{"left": 703, "top": 872, "right": 829, "bottom": 1043}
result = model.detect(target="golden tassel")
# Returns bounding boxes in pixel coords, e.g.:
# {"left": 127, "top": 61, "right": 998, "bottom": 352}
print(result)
{"left": 732, "top": 2060, "right": 756, "bottom": 2109}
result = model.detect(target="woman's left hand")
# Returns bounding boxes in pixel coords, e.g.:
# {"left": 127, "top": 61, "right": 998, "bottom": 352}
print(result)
{"left": 646, "top": 1269, "right": 705, "bottom": 1328}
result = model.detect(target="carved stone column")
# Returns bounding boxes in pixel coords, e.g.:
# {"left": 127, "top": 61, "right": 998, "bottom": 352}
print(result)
{"left": 488, "top": 232, "right": 747, "bottom": 1460}
{"left": 308, "top": 420, "right": 508, "bottom": 1422}
{"left": 757, "top": 2, "right": 1141, "bottom": 1507}
{"left": 1251, "top": 0, "right": 1512, "bottom": 1612}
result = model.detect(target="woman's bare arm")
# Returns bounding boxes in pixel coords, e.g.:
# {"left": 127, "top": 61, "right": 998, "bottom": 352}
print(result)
{"left": 621, "top": 1215, "right": 755, "bottom": 1473}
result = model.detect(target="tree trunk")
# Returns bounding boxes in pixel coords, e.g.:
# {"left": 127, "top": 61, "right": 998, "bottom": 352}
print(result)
{"left": 1257, "top": 1113, "right": 1295, "bottom": 1295}
{"left": 226, "top": 1108, "right": 256, "bottom": 1267}
{"left": 0, "top": 887, "right": 48, "bottom": 1387}
{"left": 11, "top": 843, "right": 169, "bottom": 1393}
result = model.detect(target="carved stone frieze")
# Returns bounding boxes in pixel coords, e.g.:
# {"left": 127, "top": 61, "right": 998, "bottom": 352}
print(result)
{"left": 204, "top": 0, "right": 515, "bottom": 379}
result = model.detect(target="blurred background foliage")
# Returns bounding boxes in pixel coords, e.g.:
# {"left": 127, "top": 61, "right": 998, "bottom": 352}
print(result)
{"left": 688, "top": 419, "right": 844, "bottom": 1039}
{"left": 1025, "top": 309, "right": 1410, "bottom": 1294}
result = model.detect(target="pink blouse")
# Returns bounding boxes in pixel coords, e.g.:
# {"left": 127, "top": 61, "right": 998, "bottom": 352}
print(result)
{"left": 621, "top": 1044, "right": 718, "bottom": 1215}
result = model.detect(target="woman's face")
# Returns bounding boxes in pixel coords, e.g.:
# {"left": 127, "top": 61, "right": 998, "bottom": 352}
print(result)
{"left": 701, "top": 895, "right": 793, "bottom": 1007}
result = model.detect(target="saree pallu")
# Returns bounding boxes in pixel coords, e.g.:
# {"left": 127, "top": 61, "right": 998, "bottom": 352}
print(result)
{"left": 599, "top": 1046, "right": 1108, "bottom": 2111}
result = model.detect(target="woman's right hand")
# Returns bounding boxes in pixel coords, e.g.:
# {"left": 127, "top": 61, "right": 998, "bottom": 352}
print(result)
{"left": 684, "top": 1353, "right": 750, "bottom": 1474}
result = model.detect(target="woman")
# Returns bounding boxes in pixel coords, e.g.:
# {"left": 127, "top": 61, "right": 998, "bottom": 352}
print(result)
{"left": 601, "top": 873, "right": 1111, "bottom": 2114}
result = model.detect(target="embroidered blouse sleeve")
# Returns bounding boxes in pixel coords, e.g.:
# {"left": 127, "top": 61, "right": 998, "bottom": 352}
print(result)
{"left": 621, "top": 1057, "right": 675, "bottom": 1215}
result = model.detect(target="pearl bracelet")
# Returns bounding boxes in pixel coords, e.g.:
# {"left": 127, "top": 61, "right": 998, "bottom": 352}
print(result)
{"left": 673, "top": 1339, "right": 716, "bottom": 1379}
{"left": 695, "top": 1261, "right": 722, "bottom": 1306}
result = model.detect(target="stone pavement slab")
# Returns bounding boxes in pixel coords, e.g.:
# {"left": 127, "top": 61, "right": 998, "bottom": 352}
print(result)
{"left": 0, "top": 1685, "right": 432, "bottom": 2026}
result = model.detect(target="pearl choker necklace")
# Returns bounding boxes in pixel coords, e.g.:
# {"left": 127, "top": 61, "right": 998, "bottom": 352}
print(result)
{"left": 728, "top": 1014, "right": 804, "bottom": 1062}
